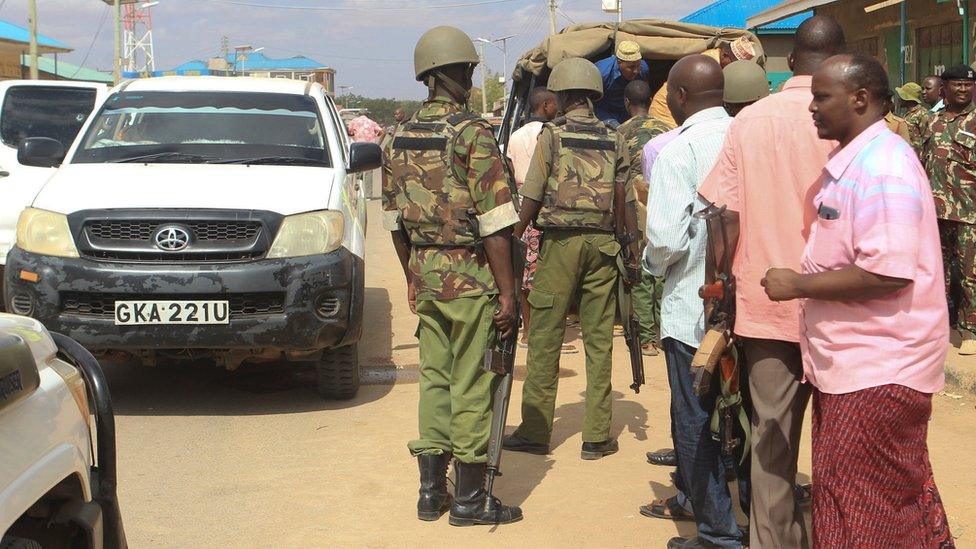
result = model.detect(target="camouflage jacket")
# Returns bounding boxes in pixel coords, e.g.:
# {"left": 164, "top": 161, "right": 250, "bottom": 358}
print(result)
{"left": 922, "top": 102, "right": 976, "bottom": 224}
{"left": 381, "top": 96, "right": 518, "bottom": 301}
{"left": 520, "top": 106, "right": 633, "bottom": 230}
{"left": 904, "top": 104, "right": 930, "bottom": 152}
{"left": 616, "top": 114, "right": 674, "bottom": 203}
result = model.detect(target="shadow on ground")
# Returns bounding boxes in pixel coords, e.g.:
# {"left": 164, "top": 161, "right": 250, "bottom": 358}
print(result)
{"left": 105, "top": 286, "right": 398, "bottom": 416}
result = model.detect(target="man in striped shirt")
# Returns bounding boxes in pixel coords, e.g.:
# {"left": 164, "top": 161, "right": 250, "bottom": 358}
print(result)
{"left": 645, "top": 55, "right": 740, "bottom": 549}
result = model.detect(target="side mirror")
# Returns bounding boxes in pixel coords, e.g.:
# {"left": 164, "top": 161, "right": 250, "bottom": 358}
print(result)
{"left": 0, "top": 334, "right": 41, "bottom": 412}
{"left": 348, "top": 142, "right": 382, "bottom": 174}
{"left": 18, "top": 137, "right": 66, "bottom": 168}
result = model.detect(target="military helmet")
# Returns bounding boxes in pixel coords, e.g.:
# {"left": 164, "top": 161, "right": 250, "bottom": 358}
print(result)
{"left": 414, "top": 26, "right": 480, "bottom": 81}
{"left": 548, "top": 57, "right": 604, "bottom": 100}
{"left": 723, "top": 60, "right": 770, "bottom": 104}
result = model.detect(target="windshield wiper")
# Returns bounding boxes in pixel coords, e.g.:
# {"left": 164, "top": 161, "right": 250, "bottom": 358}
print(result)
{"left": 111, "top": 152, "right": 215, "bottom": 164}
{"left": 213, "top": 156, "right": 329, "bottom": 166}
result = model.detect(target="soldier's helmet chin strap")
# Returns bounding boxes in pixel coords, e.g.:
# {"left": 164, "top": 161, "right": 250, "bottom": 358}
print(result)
{"left": 427, "top": 68, "right": 472, "bottom": 107}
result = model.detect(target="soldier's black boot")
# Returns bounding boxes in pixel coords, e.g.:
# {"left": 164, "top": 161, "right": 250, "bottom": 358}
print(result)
{"left": 417, "top": 453, "right": 451, "bottom": 521}
{"left": 448, "top": 461, "right": 523, "bottom": 526}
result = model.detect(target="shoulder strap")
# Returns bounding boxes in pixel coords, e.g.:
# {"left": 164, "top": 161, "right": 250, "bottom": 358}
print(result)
{"left": 447, "top": 111, "right": 480, "bottom": 126}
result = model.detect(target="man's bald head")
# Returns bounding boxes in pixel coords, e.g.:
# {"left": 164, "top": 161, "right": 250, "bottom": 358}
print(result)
{"left": 790, "top": 16, "right": 846, "bottom": 76}
{"left": 666, "top": 54, "right": 725, "bottom": 125}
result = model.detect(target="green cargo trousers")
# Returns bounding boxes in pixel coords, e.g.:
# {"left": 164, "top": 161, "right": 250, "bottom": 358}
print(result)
{"left": 632, "top": 273, "right": 663, "bottom": 345}
{"left": 407, "top": 295, "right": 497, "bottom": 464}
{"left": 514, "top": 230, "right": 619, "bottom": 445}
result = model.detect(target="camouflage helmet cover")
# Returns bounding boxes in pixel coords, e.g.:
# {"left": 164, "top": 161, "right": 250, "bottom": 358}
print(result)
{"left": 548, "top": 57, "right": 604, "bottom": 101}
{"left": 414, "top": 26, "right": 480, "bottom": 81}
{"left": 723, "top": 59, "right": 770, "bottom": 104}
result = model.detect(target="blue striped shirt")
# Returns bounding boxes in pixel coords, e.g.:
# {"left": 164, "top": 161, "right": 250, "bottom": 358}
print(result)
{"left": 643, "top": 106, "right": 732, "bottom": 349}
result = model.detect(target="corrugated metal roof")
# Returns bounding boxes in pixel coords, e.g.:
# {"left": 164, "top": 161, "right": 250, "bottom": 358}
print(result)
{"left": 0, "top": 19, "right": 70, "bottom": 51}
{"left": 222, "top": 52, "right": 327, "bottom": 71}
{"left": 170, "top": 60, "right": 209, "bottom": 73}
{"left": 21, "top": 55, "right": 114, "bottom": 83}
{"left": 680, "top": 0, "right": 812, "bottom": 32}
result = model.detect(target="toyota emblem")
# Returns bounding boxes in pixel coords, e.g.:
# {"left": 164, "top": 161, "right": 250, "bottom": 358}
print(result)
{"left": 154, "top": 226, "right": 190, "bottom": 251}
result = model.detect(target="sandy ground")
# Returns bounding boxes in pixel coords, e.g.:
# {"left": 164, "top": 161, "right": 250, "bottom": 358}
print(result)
{"left": 109, "top": 200, "right": 976, "bottom": 548}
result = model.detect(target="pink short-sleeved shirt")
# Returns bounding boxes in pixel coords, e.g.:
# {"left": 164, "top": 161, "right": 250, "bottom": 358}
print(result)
{"left": 699, "top": 76, "right": 836, "bottom": 342}
{"left": 800, "top": 121, "right": 948, "bottom": 395}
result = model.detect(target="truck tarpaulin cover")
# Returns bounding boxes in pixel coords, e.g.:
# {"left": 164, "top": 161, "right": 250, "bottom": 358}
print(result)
{"left": 513, "top": 19, "right": 764, "bottom": 81}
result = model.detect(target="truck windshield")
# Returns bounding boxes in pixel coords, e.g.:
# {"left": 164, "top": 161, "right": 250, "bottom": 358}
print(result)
{"left": 73, "top": 91, "right": 330, "bottom": 166}
{"left": 1, "top": 86, "right": 98, "bottom": 149}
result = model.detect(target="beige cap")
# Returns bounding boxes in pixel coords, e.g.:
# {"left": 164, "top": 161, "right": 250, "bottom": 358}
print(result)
{"left": 730, "top": 36, "right": 757, "bottom": 61}
{"left": 615, "top": 40, "right": 642, "bottom": 62}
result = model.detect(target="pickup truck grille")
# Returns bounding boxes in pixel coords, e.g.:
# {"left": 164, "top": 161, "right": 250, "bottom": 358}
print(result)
{"left": 60, "top": 292, "right": 286, "bottom": 319}
{"left": 88, "top": 221, "right": 261, "bottom": 242}
{"left": 68, "top": 209, "right": 283, "bottom": 263}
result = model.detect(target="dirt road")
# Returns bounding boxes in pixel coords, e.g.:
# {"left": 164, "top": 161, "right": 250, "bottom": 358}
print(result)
{"left": 111, "top": 200, "right": 975, "bottom": 547}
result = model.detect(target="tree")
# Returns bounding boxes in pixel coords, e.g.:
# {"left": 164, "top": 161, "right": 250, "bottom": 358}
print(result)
{"left": 336, "top": 94, "right": 423, "bottom": 127}
{"left": 468, "top": 70, "right": 507, "bottom": 115}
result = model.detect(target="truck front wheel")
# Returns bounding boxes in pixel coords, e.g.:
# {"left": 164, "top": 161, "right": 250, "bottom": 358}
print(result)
{"left": 316, "top": 344, "right": 360, "bottom": 400}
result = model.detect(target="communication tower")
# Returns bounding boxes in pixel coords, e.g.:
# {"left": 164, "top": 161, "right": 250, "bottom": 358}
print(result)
{"left": 122, "top": 1, "right": 158, "bottom": 73}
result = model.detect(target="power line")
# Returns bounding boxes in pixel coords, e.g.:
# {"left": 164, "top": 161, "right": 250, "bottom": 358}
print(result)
{"left": 204, "top": 0, "right": 518, "bottom": 10}
{"left": 68, "top": 5, "right": 110, "bottom": 79}
{"left": 224, "top": 36, "right": 409, "bottom": 63}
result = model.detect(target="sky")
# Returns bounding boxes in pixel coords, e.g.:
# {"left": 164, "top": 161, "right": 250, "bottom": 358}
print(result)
{"left": 4, "top": 0, "right": 713, "bottom": 99}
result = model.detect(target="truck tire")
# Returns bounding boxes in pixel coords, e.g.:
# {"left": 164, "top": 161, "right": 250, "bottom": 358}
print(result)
{"left": 316, "top": 344, "right": 360, "bottom": 400}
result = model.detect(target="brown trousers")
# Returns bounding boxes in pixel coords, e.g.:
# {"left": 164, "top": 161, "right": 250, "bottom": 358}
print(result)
{"left": 742, "top": 338, "right": 812, "bottom": 549}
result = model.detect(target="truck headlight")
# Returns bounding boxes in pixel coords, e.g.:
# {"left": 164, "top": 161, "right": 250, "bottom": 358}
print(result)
{"left": 16, "top": 208, "right": 80, "bottom": 258}
{"left": 267, "top": 210, "right": 344, "bottom": 258}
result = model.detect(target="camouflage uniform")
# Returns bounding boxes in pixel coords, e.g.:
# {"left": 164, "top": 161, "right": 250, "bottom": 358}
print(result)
{"left": 904, "top": 103, "right": 930, "bottom": 152}
{"left": 511, "top": 105, "right": 633, "bottom": 445}
{"left": 616, "top": 114, "right": 673, "bottom": 347}
{"left": 922, "top": 102, "right": 976, "bottom": 337}
{"left": 885, "top": 112, "right": 911, "bottom": 143}
{"left": 382, "top": 96, "right": 519, "bottom": 463}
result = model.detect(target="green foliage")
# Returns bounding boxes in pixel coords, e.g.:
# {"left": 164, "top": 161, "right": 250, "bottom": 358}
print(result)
{"left": 337, "top": 70, "right": 507, "bottom": 124}
{"left": 469, "top": 70, "right": 507, "bottom": 114}
{"left": 337, "top": 94, "right": 423, "bottom": 127}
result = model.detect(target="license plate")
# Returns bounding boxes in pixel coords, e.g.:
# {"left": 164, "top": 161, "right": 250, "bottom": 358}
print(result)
{"left": 114, "top": 300, "right": 230, "bottom": 325}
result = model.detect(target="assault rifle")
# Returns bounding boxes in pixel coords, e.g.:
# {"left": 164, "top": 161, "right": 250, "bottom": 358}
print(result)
{"left": 618, "top": 241, "right": 645, "bottom": 394}
{"left": 483, "top": 237, "right": 527, "bottom": 513}
{"left": 692, "top": 203, "right": 749, "bottom": 462}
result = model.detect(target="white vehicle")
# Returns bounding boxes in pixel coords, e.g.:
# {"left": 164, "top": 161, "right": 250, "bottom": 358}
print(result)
{"left": 0, "top": 80, "right": 107, "bottom": 300}
{"left": 4, "top": 76, "right": 380, "bottom": 399}
{"left": 0, "top": 313, "right": 126, "bottom": 548}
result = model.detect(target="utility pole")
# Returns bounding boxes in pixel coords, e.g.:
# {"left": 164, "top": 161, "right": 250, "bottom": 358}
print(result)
{"left": 477, "top": 41, "right": 488, "bottom": 115}
{"left": 548, "top": 0, "right": 557, "bottom": 35}
{"left": 113, "top": 0, "right": 122, "bottom": 83}
{"left": 27, "top": 0, "right": 38, "bottom": 79}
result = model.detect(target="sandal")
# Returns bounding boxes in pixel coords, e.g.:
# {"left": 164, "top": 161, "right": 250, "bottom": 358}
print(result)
{"left": 639, "top": 496, "right": 695, "bottom": 522}
{"left": 641, "top": 342, "right": 660, "bottom": 356}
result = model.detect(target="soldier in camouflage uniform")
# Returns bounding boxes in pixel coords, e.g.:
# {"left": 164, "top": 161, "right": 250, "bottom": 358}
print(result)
{"left": 617, "top": 80, "right": 674, "bottom": 356}
{"left": 382, "top": 25, "right": 523, "bottom": 525}
{"left": 502, "top": 57, "right": 641, "bottom": 460}
{"left": 922, "top": 64, "right": 976, "bottom": 355}
{"left": 895, "top": 82, "right": 930, "bottom": 152}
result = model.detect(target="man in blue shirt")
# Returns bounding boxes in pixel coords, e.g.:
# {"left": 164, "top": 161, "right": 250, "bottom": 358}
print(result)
{"left": 594, "top": 40, "right": 648, "bottom": 125}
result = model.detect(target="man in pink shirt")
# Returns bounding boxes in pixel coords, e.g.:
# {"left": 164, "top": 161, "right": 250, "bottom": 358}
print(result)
{"left": 698, "top": 16, "right": 845, "bottom": 548}
{"left": 762, "top": 53, "right": 953, "bottom": 549}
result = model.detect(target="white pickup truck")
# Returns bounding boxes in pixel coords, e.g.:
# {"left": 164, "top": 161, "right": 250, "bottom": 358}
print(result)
{"left": 0, "top": 313, "right": 126, "bottom": 548}
{"left": 3, "top": 76, "right": 380, "bottom": 399}
{"left": 0, "top": 80, "right": 107, "bottom": 303}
